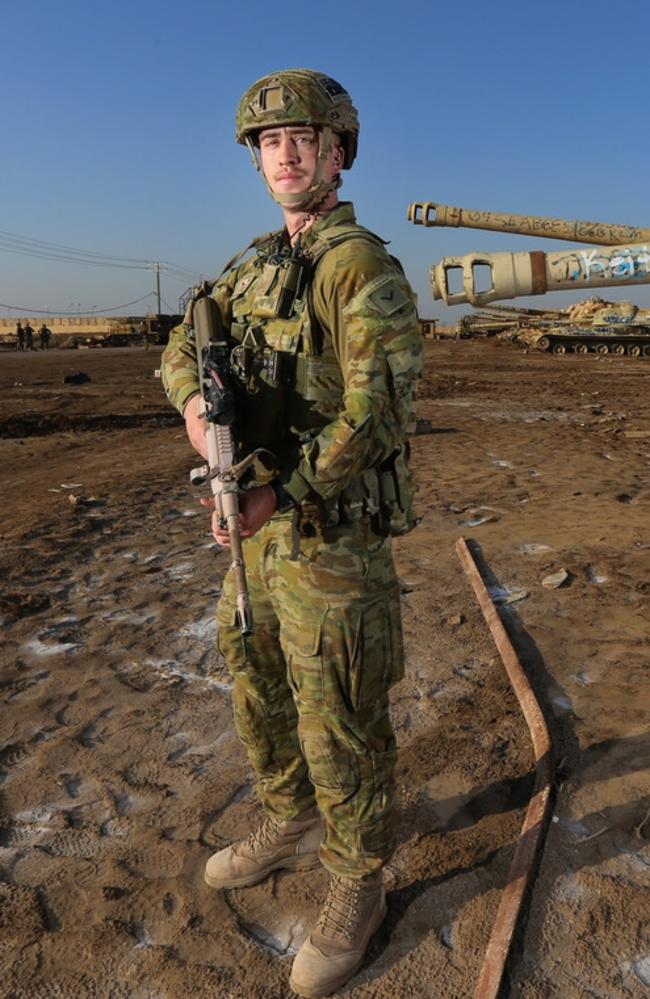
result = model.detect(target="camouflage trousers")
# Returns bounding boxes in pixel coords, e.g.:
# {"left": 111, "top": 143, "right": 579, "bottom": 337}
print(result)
{"left": 216, "top": 506, "right": 404, "bottom": 878}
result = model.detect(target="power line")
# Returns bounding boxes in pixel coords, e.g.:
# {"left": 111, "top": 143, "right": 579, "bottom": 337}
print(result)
{"left": 0, "top": 292, "right": 157, "bottom": 316}
{"left": 0, "top": 229, "right": 203, "bottom": 280}
{"left": 179, "top": 286, "right": 194, "bottom": 313}
{"left": 0, "top": 227, "right": 204, "bottom": 311}
{"left": 164, "top": 271, "right": 202, "bottom": 286}
{"left": 0, "top": 241, "right": 204, "bottom": 285}
{"left": 0, "top": 241, "right": 149, "bottom": 269}
{"left": 165, "top": 261, "right": 204, "bottom": 279}
{"left": 0, "top": 227, "right": 152, "bottom": 265}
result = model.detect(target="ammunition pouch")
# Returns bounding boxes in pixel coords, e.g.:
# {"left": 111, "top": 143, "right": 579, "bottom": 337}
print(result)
{"left": 322, "top": 442, "right": 418, "bottom": 537}
{"left": 229, "top": 325, "right": 296, "bottom": 450}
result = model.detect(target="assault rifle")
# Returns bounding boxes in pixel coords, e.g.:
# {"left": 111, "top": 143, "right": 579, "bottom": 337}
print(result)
{"left": 189, "top": 292, "right": 254, "bottom": 635}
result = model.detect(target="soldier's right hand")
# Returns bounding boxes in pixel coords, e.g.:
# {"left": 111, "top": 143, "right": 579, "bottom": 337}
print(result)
{"left": 183, "top": 394, "right": 208, "bottom": 459}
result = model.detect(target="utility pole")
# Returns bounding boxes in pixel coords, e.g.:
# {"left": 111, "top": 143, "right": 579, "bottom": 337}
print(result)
{"left": 154, "top": 262, "right": 162, "bottom": 315}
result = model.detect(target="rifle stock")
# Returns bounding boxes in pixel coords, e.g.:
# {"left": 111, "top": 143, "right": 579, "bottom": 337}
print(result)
{"left": 192, "top": 294, "right": 253, "bottom": 636}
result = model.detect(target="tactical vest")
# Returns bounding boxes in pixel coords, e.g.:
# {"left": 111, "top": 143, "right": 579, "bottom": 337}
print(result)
{"left": 223, "top": 222, "right": 418, "bottom": 537}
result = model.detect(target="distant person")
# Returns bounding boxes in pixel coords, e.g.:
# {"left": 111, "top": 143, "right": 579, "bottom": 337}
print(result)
{"left": 23, "top": 322, "right": 34, "bottom": 351}
{"left": 39, "top": 324, "right": 52, "bottom": 350}
{"left": 15, "top": 322, "right": 25, "bottom": 351}
{"left": 139, "top": 320, "right": 149, "bottom": 349}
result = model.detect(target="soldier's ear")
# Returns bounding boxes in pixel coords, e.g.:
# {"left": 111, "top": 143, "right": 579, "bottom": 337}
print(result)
{"left": 332, "top": 144, "right": 345, "bottom": 169}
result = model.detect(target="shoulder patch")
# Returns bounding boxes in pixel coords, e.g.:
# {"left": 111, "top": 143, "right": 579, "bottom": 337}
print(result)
{"left": 365, "top": 276, "right": 412, "bottom": 317}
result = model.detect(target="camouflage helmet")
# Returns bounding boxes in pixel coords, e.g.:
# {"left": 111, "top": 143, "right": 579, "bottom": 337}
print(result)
{"left": 236, "top": 69, "right": 359, "bottom": 169}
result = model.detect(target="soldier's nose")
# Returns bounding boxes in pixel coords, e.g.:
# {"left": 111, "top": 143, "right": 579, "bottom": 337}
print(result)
{"left": 278, "top": 139, "right": 298, "bottom": 163}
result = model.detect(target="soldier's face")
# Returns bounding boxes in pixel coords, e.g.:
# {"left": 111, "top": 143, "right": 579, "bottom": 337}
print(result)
{"left": 258, "top": 126, "right": 343, "bottom": 197}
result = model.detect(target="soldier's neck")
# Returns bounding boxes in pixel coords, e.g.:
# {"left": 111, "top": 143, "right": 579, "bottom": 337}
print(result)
{"left": 283, "top": 193, "right": 339, "bottom": 246}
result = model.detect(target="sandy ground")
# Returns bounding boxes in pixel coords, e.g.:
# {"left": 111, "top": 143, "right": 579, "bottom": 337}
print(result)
{"left": 0, "top": 341, "right": 649, "bottom": 999}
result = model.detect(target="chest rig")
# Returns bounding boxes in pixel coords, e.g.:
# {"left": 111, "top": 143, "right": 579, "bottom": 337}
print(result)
{"left": 221, "top": 223, "right": 418, "bottom": 538}
{"left": 226, "top": 223, "right": 385, "bottom": 458}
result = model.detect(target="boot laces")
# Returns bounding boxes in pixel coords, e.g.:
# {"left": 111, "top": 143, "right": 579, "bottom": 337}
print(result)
{"left": 239, "top": 817, "right": 283, "bottom": 856}
{"left": 317, "top": 876, "right": 366, "bottom": 942}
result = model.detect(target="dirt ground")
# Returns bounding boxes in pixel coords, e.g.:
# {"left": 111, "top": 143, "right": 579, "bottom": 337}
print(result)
{"left": 1, "top": 340, "right": 649, "bottom": 999}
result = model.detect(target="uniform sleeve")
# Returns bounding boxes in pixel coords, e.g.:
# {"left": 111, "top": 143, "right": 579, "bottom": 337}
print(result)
{"left": 160, "top": 274, "right": 237, "bottom": 415}
{"left": 282, "top": 241, "right": 423, "bottom": 503}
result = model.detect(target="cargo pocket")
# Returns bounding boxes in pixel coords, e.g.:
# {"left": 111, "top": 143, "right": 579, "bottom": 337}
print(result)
{"left": 281, "top": 615, "right": 323, "bottom": 705}
{"left": 231, "top": 685, "right": 268, "bottom": 755}
{"left": 355, "top": 808, "right": 397, "bottom": 862}
{"left": 322, "top": 592, "right": 404, "bottom": 713}
{"left": 300, "top": 729, "right": 360, "bottom": 795}
{"left": 356, "top": 598, "right": 400, "bottom": 705}
{"left": 216, "top": 606, "right": 248, "bottom": 676}
{"left": 384, "top": 587, "right": 405, "bottom": 688}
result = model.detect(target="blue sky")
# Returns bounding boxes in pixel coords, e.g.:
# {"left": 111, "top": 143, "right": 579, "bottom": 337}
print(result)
{"left": 2, "top": 0, "right": 649, "bottom": 321}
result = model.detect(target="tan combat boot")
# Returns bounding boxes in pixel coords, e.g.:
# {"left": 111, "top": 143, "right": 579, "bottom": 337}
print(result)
{"left": 204, "top": 809, "right": 323, "bottom": 890}
{"left": 289, "top": 871, "right": 386, "bottom": 997}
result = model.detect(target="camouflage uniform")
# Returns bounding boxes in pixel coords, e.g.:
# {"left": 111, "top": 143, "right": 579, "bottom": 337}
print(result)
{"left": 162, "top": 201, "right": 422, "bottom": 878}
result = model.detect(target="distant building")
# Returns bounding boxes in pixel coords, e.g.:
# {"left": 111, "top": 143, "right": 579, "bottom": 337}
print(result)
{"left": 0, "top": 315, "right": 181, "bottom": 347}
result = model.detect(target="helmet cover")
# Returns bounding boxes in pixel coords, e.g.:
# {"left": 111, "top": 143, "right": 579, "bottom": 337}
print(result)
{"left": 236, "top": 68, "right": 359, "bottom": 169}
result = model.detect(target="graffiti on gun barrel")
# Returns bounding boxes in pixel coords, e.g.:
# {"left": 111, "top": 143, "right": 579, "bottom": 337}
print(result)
{"left": 578, "top": 246, "right": 650, "bottom": 281}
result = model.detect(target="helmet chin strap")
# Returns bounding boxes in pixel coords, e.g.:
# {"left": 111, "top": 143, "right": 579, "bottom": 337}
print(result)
{"left": 272, "top": 175, "right": 341, "bottom": 212}
{"left": 248, "top": 126, "right": 343, "bottom": 212}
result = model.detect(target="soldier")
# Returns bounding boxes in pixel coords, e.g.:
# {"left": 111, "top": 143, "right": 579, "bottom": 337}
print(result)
{"left": 15, "top": 322, "right": 25, "bottom": 351}
{"left": 39, "top": 324, "right": 52, "bottom": 350}
{"left": 23, "top": 322, "right": 34, "bottom": 351}
{"left": 161, "top": 69, "right": 422, "bottom": 997}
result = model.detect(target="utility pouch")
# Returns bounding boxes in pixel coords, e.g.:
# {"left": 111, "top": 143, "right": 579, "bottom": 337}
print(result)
{"left": 336, "top": 455, "right": 415, "bottom": 536}
{"left": 322, "top": 496, "right": 341, "bottom": 528}
{"left": 251, "top": 254, "right": 309, "bottom": 320}
{"left": 230, "top": 326, "right": 266, "bottom": 389}
{"left": 276, "top": 256, "right": 309, "bottom": 319}
{"left": 339, "top": 475, "right": 371, "bottom": 524}
{"left": 377, "top": 443, "right": 419, "bottom": 536}
{"left": 262, "top": 348, "right": 290, "bottom": 389}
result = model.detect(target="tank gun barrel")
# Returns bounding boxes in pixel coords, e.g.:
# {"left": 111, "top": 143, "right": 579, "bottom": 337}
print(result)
{"left": 408, "top": 201, "right": 650, "bottom": 247}
{"left": 431, "top": 242, "right": 650, "bottom": 306}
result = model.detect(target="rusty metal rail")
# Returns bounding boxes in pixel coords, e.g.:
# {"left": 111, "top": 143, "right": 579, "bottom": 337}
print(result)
{"left": 455, "top": 537, "right": 554, "bottom": 999}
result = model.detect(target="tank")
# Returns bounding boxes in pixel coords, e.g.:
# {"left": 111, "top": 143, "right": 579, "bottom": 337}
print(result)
{"left": 408, "top": 200, "right": 650, "bottom": 309}
{"left": 520, "top": 299, "right": 650, "bottom": 356}
{"left": 464, "top": 298, "right": 650, "bottom": 356}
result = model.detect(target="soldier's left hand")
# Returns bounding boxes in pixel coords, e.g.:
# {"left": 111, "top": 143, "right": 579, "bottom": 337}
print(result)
{"left": 200, "top": 484, "right": 277, "bottom": 546}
